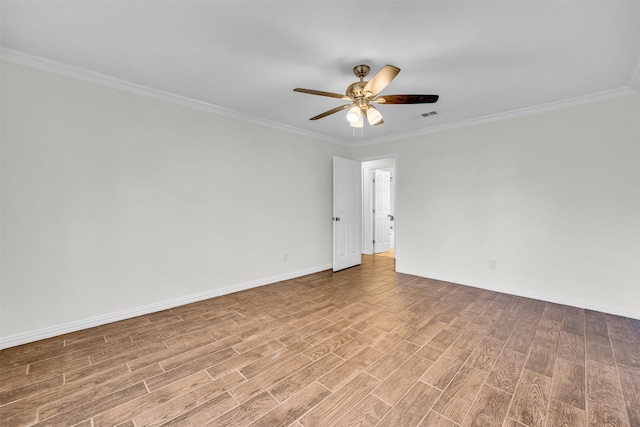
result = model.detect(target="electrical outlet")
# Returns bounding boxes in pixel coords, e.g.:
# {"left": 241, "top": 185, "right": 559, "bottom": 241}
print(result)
{"left": 489, "top": 260, "right": 497, "bottom": 270}
{"left": 283, "top": 253, "right": 288, "bottom": 262}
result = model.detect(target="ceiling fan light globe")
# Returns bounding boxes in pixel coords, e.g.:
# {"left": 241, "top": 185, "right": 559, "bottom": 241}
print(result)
{"left": 366, "top": 106, "right": 383, "bottom": 126}
{"left": 349, "top": 109, "right": 364, "bottom": 128}
{"left": 346, "top": 106, "right": 362, "bottom": 123}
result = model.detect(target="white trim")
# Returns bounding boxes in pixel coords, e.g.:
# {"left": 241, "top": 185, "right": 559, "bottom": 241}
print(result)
{"left": 0, "top": 48, "right": 348, "bottom": 147}
{"left": 631, "top": 51, "right": 640, "bottom": 91}
{"left": 0, "top": 263, "right": 331, "bottom": 350}
{"left": 350, "top": 86, "right": 638, "bottom": 147}
{"left": 397, "top": 267, "right": 640, "bottom": 321}
{"left": 3, "top": 48, "right": 637, "bottom": 149}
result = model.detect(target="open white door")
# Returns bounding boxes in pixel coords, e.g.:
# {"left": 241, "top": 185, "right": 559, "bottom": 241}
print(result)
{"left": 373, "top": 169, "right": 391, "bottom": 253}
{"left": 333, "top": 156, "right": 362, "bottom": 271}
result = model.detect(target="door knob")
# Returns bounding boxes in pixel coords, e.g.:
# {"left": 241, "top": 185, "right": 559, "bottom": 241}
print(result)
{"left": 334, "top": 217, "right": 341, "bottom": 221}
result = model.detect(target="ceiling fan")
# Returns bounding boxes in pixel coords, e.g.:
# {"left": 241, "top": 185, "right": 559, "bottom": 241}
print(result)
{"left": 293, "top": 64, "right": 439, "bottom": 127}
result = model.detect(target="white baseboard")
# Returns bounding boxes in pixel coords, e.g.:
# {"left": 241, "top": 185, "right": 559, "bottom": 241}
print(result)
{"left": 397, "top": 267, "right": 640, "bottom": 321}
{"left": 0, "top": 263, "right": 332, "bottom": 350}
{"left": 5, "top": 263, "right": 637, "bottom": 349}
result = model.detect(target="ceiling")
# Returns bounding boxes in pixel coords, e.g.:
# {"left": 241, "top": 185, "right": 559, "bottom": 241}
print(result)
{"left": 2, "top": 1, "right": 640, "bottom": 146}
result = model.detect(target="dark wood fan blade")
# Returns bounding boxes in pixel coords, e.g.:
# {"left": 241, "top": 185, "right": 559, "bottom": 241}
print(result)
{"left": 294, "top": 88, "right": 350, "bottom": 100}
{"left": 309, "top": 104, "right": 351, "bottom": 120}
{"left": 363, "top": 65, "right": 400, "bottom": 97}
{"left": 373, "top": 94, "right": 439, "bottom": 104}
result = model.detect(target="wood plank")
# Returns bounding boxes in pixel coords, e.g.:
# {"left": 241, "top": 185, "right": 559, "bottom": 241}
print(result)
{"left": 488, "top": 314, "right": 518, "bottom": 341}
{"left": 146, "top": 347, "right": 238, "bottom": 391}
{"left": 557, "top": 330, "right": 585, "bottom": 363}
{"left": 93, "top": 371, "right": 212, "bottom": 426}
{"left": 508, "top": 368, "right": 551, "bottom": 427}
{"left": 550, "top": 358, "right": 586, "bottom": 410}
{"left": 318, "top": 346, "right": 382, "bottom": 391}
{"left": 466, "top": 336, "right": 505, "bottom": 372}
{"left": 239, "top": 341, "right": 311, "bottom": 380}
{"left": 267, "top": 352, "right": 343, "bottom": 403}
{"left": 419, "top": 410, "right": 458, "bottom": 427}
{"left": 248, "top": 382, "right": 331, "bottom": 427}
{"left": 431, "top": 365, "right": 487, "bottom": 423}
{"left": 150, "top": 391, "right": 238, "bottom": 427}
{"left": 618, "top": 364, "right": 640, "bottom": 412}
{"left": 158, "top": 335, "right": 243, "bottom": 372}
{"left": 38, "top": 363, "right": 162, "bottom": 421}
{"left": 460, "top": 384, "right": 512, "bottom": 427}
{"left": 376, "top": 381, "right": 441, "bottom": 426}
{"left": 331, "top": 393, "right": 390, "bottom": 427}
{"left": 546, "top": 399, "right": 586, "bottom": 427}
{"left": 420, "top": 347, "right": 470, "bottom": 391}
{"left": 205, "top": 340, "right": 285, "bottom": 381}
{"left": 1, "top": 254, "right": 638, "bottom": 427}
{"left": 206, "top": 391, "right": 278, "bottom": 427}
{"left": 299, "top": 372, "right": 380, "bottom": 426}
{"left": 231, "top": 353, "right": 312, "bottom": 403}
{"left": 373, "top": 354, "right": 433, "bottom": 405}
{"left": 365, "top": 340, "right": 418, "bottom": 381}
{"left": 504, "top": 324, "right": 537, "bottom": 355}
{"left": 586, "top": 360, "right": 627, "bottom": 415}
{"left": 587, "top": 402, "right": 630, "bottom": 427}
{"left": 486, "top": 348, "right": 527, "bottom": 394}
{"left": 132, "top": 372, "right": 244, "bottom": 427}
{"left": 585, "top": 331, "right": 616, "bottom": 366}
{"left": 32, "top": 383, "right": 148, "bottom": 426}
{"left": 302, "top": 329, "right": 360, "bottom": 361}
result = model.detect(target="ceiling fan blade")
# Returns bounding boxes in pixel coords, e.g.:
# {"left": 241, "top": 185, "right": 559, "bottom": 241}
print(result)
{"left": 363, "top": 65, "right": 400, "bottom": 97}
{"left": 294, "top": 88, "right": 351, "bottom": 100}
{"left": 372, "top": 94, "right": 439, "bottom": 104}
{"left": 309, "top": 104, "right": 351, "bottom": 120}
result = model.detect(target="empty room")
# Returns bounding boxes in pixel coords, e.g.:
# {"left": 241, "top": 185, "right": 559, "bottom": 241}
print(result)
{"left": 1, "top": 1, "right": 639, "bottom": 426}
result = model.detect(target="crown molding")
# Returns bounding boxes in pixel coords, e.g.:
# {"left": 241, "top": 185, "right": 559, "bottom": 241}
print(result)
{"left": 2, "top": 48, "right": 637, "bottom": 149}
{"left": 0, "top": 48, "right": 349, "bottom": 147}
{"left": 631, "top": 51, "right": 640, "bottom": 91}
{"left": 351, "top": 85, "right": 638, "bottom": 147}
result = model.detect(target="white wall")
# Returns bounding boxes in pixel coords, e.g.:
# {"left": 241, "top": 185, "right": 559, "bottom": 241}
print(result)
{"left": 0, "top": 61, "right": 350, "bottom": 346}
{"left": 2, "top": 60, "right": 639, "bottom": 349}
{"left": 354, "top": 94, "right": 640, "bottom": 318}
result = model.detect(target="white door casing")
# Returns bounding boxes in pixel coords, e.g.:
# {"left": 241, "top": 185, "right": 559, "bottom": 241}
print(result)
{"left": 333, "top": 156, "right": 362, "bottom": 271}
{"left": 373, "top": 169, "right": 391, "bottom": 253}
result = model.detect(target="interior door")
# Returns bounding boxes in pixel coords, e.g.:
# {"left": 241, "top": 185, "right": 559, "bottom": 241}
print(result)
{"left": 333, "top": 156, "right": 362, "bottom": 271}
{"left": 373, "top": 169, "right": 391, "bottom": 253}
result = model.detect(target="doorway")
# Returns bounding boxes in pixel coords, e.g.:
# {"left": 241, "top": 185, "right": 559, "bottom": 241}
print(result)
{"left": 360, "top": 157, "right": 397, "bottom": 257}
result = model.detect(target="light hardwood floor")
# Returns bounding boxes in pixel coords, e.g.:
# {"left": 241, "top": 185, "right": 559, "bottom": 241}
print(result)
{"left": 1, "top": 253, "right": 640, "bottom": 426}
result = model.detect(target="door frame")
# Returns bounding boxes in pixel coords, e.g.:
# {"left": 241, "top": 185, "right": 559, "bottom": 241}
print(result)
{"left": 358, "top": 155, "right": 398, "bottom": 257}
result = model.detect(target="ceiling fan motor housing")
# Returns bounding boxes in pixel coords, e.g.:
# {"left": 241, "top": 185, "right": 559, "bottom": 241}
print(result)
{"left": 346, "top": 81, "right": 368, "bottom": 99}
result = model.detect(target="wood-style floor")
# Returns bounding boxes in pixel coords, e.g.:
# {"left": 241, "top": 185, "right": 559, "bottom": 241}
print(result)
{"left": 2, "top": 253, "right": 640, "bottom": 426}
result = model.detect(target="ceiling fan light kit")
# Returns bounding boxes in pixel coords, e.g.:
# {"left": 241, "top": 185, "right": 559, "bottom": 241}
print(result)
{"left": 366, "top": 105, "right": 383, "bottom": 126}
{"left": 293, "top": 64, "right": 439, "bottom": 128}
{"left": 346, "top": 105, "right": 362, "bottom": 124}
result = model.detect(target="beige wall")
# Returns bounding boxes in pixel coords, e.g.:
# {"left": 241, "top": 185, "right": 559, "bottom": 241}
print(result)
{"left": 1, "top": 61, "right": 349, "bottom": 346}
{"left": 354, "top": 93, "right": 640, "bottom": 318}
